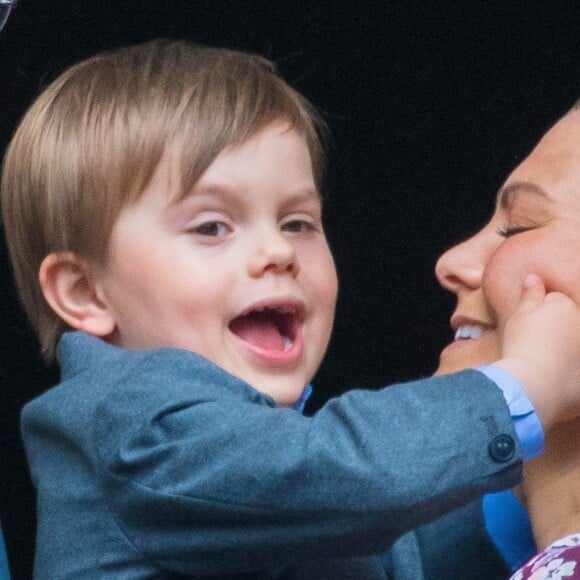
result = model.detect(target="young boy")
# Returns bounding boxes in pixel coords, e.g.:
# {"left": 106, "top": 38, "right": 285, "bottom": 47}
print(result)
{"left": 3, "top": 39, "right": 580, "bottom": 578}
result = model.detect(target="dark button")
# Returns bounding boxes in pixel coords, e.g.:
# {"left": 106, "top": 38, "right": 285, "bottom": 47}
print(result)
{"left": 488, "top": 434, "right": 515, "bottom": 462}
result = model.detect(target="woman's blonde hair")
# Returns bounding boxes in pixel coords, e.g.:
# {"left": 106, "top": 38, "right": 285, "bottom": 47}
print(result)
{"left": 1, "top": 39, "right": 328, "bottom": 361}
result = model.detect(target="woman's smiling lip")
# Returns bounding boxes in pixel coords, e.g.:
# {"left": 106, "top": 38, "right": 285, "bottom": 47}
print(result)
{"left": 440, "top": 314, "right": 495, "bottom": 352}
{"left": 450, "top": 314, "right": 495, "bottom": 334}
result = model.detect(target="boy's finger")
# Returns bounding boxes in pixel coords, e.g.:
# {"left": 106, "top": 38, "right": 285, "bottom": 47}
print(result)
{"left": 515, "top": 274, "right": 546, "bottom": 313}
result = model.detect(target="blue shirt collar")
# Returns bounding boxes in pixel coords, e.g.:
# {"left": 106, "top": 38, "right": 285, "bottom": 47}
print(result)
{"left": 293, "top": 385, "right": 313, "bottom": 413}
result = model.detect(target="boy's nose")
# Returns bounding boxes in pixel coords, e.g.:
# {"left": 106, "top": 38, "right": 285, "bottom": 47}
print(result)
{"left": 247, "top": 229, "right": 300, "bottom": 278}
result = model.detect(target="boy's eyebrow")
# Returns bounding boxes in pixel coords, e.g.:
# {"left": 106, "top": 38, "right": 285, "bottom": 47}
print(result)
{"left": 172, "top": 183, "right": 322, "bottom": 206}
{"left": 278, "top": 187, "right": 323, "bottom": 205}
{"left": 496, "top": 180, "right": 553, "bottom": 210}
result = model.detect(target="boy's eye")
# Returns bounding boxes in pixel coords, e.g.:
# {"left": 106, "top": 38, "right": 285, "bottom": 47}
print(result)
{"left": 282, "top": 219, "right": 318, "bottom": 234}
{"left": 193, "top": 221, "right": 230, "bottom": 237}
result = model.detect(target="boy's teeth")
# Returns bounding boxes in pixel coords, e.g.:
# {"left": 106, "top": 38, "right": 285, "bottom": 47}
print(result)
{"left": 454, "top": 326, "right": 485, "bottom": 340}
{"left": 283, "top": 336, "right": 293, "bottom": 351}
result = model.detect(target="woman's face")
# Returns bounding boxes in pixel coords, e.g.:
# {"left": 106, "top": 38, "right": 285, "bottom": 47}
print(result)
{"left": 435, "top": 109, "right": 580, "bottom": 375}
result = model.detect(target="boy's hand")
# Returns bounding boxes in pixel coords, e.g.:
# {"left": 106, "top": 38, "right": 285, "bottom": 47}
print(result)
{"left": 495, "top": 274, "right": 580, "bottom": 430}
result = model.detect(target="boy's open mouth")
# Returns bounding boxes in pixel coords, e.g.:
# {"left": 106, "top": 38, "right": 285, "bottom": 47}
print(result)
{"left": 229, "top": 303, "right": 304, "bottom": 353}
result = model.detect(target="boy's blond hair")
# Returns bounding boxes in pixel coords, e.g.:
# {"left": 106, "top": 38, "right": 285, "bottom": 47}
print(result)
{"left": 1, "top": 39, "right": 327, "bottom": 361}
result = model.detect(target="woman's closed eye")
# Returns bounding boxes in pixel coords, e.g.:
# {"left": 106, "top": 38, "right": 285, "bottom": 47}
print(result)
{"left": 496, "top": 225, "right": 536, "bottom": 238}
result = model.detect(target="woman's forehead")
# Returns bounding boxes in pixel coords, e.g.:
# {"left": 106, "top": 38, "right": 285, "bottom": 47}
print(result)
{"left": 531, "top": 111, "right": 580, "bottom": 162}
{"left": 502, "top": 112, "right": 580, "bottom": 196}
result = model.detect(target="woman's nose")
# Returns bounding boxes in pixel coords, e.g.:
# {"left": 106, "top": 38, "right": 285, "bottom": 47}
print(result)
{"left": 435, "top": 232, "right": 488, "bottom": 293}
{"left": 247, "top": 228, "right": 300, "bottom": 278}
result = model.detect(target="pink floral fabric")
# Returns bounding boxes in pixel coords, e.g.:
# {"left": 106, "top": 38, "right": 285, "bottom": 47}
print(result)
{"left": 510, "top": 534, "right": 580, "bottom": 580}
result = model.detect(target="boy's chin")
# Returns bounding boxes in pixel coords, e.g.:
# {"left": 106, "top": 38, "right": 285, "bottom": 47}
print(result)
{"left": 245, "top": 375, "right": 309, "bottom": 408}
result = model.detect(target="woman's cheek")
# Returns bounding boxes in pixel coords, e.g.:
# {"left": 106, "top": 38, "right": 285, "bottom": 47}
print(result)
{"left": 481, "top": 242, "right": 530, "bottom": 328}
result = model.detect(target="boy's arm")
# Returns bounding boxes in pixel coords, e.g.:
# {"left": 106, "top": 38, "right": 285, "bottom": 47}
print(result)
{"left": 88, "top": 363, "right": 520, "bottom": 576}
{"left": 478, "top": 365, "right": 543, "bottom": 461}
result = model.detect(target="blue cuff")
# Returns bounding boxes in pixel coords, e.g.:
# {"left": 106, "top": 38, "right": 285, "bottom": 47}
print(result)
{"left": 478, "top": 365, "right": 544, "bottom": 461}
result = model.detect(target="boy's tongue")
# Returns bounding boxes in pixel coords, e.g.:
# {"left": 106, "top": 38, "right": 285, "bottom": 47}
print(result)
{"left": 230, "top": 312, "right": 286, "bottom": 351}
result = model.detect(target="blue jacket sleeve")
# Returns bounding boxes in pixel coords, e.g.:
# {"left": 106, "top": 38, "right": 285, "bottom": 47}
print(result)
{"left": 89, "top": 358, "right": 521, "bottom": 575}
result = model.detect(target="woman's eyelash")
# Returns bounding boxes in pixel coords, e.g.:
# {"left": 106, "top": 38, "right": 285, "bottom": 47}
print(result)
{"left": 496, "top": 225, "right": 533, "bottom": 238}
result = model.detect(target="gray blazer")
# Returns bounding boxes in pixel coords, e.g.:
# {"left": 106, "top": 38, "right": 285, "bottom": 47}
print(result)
{"left": 22, "top": 332, "right": 517, "bottom": 578}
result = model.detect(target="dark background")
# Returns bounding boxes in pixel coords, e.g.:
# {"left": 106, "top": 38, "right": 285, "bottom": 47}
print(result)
{"left": 1, "top": 2, "right": 579, "bottom": 577}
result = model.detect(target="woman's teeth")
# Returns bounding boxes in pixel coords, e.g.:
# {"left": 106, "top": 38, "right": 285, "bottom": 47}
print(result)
{"left": 454, "top": 326, "right": 485, "bottom": 341}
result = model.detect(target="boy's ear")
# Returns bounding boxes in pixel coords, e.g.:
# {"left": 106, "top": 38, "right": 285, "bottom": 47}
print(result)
{"left": 39, "top": 252, "right": 116, "bottom": 337}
